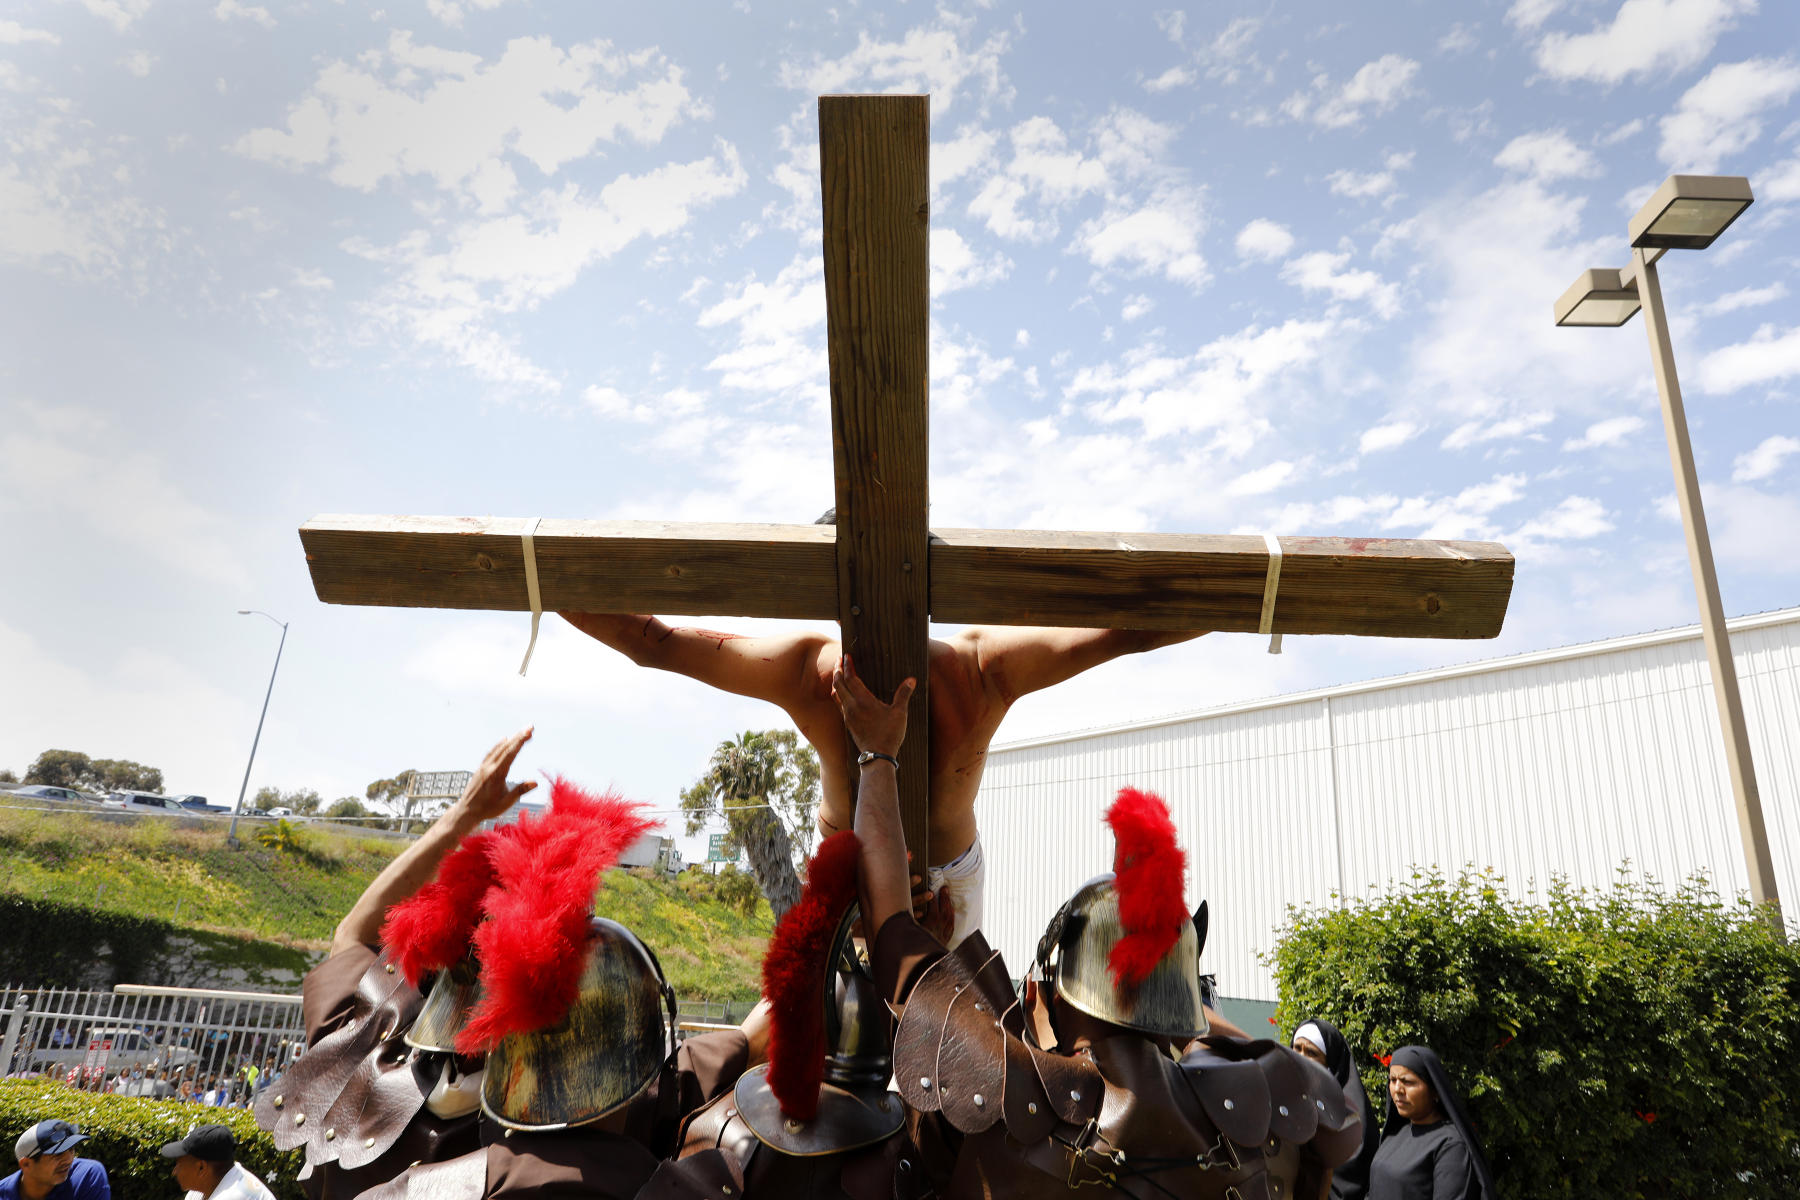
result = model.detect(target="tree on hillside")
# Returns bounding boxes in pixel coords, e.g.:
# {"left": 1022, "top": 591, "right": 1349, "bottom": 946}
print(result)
{"left": 25, "top": 751, "right": 162, "bottom": 793}
{"left": 251, "top": 786, "right": 322, "bottom": 814}
{"left": 365, "top": 769, "right": 424, "bottom": 828}
{"left": 0, "top": 769, "right": 16, "bottom": 785}
{"left": 325, "top": 797, "right": 370, "bottom": 821}
{"left": 679, "top": 730, "right": 819, "bottom": 921}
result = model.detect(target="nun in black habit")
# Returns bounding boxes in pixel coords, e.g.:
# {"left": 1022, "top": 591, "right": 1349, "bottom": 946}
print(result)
{"left": 1291, "top": 1019, "right": 1382, "bottom": 1200}
{"left": 1369, "top": 1045, "right": 1497, "bottom": 1200}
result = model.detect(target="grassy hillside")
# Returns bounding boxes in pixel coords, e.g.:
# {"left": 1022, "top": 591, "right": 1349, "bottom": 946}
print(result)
{"left": 0, "top": 798, "right": 773, "bottom": 999}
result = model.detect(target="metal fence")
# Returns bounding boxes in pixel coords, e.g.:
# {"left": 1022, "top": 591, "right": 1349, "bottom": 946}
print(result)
{"left": 0, "top": 983, "right": 305, "bottom": 1106}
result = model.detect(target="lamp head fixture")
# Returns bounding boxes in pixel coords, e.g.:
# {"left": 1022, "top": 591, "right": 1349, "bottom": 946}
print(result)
{"left": 1628, "top": 174, "right": 1753, "bottom": 251}
{"left": 1553, "top": 267, "right": 1641, "bottom": 328}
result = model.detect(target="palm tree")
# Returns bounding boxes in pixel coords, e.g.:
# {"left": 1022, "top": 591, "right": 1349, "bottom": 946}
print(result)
{"left": 680, "top": 731, "right": 819, "bottom": 920}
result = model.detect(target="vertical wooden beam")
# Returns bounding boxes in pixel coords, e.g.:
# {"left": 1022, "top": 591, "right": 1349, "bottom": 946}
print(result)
{"left": 819, "top": 95, "right": 933, "bottom": 864}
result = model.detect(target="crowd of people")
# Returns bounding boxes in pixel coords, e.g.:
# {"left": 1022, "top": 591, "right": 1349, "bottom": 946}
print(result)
{"left": 4, "top": 611, "right": 1498, "bottom": 1197}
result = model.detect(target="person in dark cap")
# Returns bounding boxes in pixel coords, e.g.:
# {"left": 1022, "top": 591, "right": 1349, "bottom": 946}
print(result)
{"left": 1, "top": 1121, "right": 109, "bottom": 1200}
{"left": 1370, "top": 1045, "right": 1496, "bottom": 1200}
{"left": 161, "top": 1126, "right": 274, "bottom": 1200}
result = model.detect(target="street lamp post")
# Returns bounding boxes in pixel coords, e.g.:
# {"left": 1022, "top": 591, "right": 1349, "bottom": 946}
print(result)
{"left": 230, "top": 610, "right": 288, "bottom": 844}
{"left": 1555, "top": 174, "right": 1782, "bottom": 932}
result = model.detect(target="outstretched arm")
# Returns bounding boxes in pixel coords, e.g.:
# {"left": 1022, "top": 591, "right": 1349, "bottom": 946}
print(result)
{"left": 960, "top": 625, "right": 1206, "bottom": 708}
{"left": 831, "top": 654, "right": 917, "bottom": 934}
{"left": 330, "top": 728, "right": 538, "bottom": 958}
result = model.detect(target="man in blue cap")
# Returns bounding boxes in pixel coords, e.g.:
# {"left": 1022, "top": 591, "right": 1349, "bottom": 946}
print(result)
{"left": 0, "top": 1121, "right": 110, "bottom": 1200}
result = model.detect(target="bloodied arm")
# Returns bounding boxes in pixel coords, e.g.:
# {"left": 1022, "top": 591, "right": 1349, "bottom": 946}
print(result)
{"left": 330, "top": 728, "right": 539, "bottom": 958}
{"left": 830, "top": 654, "right": 917, "bottom": 933}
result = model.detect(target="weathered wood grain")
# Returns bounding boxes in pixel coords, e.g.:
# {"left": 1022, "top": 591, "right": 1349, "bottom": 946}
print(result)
{"left": 928, "top": 531, "right": 1514, "bottom": 639}
{"left": 299, "top": 515, "right": 839, "bottom": 618}
{"left": 820, "top": 94, "right": 934, "bottom": 858}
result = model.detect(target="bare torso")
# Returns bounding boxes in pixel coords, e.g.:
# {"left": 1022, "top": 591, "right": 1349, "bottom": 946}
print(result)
{"left": 560, "top": 612, "right": 1202, "bottom": 869}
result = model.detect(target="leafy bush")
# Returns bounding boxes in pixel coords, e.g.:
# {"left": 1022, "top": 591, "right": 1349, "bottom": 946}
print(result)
{"left": 1269, "top": 869, "right": 1800, "bottom": 1200}
{"left": 0, "top": 1078, "right": 303, "bottom": 1199}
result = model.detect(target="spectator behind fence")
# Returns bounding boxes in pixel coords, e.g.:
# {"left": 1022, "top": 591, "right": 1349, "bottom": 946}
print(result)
{"left": 1372, "top": 1046, "right": 1497, "bottom": 1200}
{"left": 161, "top": 1127, "right": 272, "bottom": 1200}
{"left": 0, "top": 1120, "right": 110, "bottom": 1200}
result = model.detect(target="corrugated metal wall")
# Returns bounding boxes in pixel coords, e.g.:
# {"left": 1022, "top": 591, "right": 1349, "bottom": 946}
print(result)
{"left": 973, "top": 609, "right": 1800, "bottom": 1003}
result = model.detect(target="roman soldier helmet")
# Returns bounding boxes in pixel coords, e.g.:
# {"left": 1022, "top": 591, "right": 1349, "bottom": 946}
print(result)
{"left": 443, "top": 778, "right": 669, "bottom": 1131}
{"left": 1033, "top": 787, "right": 1207, "bottom": 1041}
{"left": 732, "top": 832, "right": 905, "bottom": 1155}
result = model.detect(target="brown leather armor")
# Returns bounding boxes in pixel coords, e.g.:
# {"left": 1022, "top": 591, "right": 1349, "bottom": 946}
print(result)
{"left": 640, "top": 1085, "right": 933, "bottom": 1200}
{"left": 893, "top": 937, "right": 1362, "bottom": 1199}
{"left": 256, "top": 949, "right": 478, "bottom": 1198}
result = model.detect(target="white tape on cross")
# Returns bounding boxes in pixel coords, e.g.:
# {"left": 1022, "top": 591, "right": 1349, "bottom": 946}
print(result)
{"left": 1260, "top": 532, "right": 1284, "bottom": 655}
{"left": 518, "top": 517, "right": 543, "bottom": 676}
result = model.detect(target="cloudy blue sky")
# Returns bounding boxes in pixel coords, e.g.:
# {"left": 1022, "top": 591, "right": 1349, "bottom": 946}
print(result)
{"left": 3, "top": 0, "right": 1797, "bottom": 846}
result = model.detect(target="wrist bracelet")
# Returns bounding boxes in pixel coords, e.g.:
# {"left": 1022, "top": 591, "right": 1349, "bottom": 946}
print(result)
{"left": 856, "top": 749, "right": 899, "bottom": 769}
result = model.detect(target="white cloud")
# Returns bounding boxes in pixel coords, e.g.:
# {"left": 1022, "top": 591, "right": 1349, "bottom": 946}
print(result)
{"left": 1703, "top": 484, "right": 1800, "bottom": 573}
{"left": 1733, "top": 434, "right": 1800, "bottom": 481}
{"left": 1438, "top": 23, "right": 1479, "bottom": 54}
{"left": 967, "top": 115, "right": 1109, "bottom": 241}
{"left": 1235, "top": 218, "right": 1295, "bottom": 261}
{"left": 1121, "top": 294, "right": 1154, "bottom": 321}
{"left": 1143, "top": 65, "right": 1196, "bottom": 93}
{"left": 1562, "top": 415, "right": 1646, "bottom": 450}
{"left": 1327, "top": 168, "right": 1398, "bottom": 199}
{"left": 1763, "top": 153, "right": 1800, "bottom": 201}
{"left": 0, "top": 20, "right": 58, "bottom": 44}
{"left": 236, "top": 33, "right": 706, "bottom": 208}
{"left": 1507, "top": 0, "right": 1563, "bottom": 31}
{"left": 0, "top": 410, "right": 251, "bottom": 590}
{"left": 1659, "top": 57, "right": 1800, "bottom": 172}
{"left": 213, "top": 0, "right": 273, "bottom": 28}
{"left": 0, "top": 108, "right": 166, "bottom": 283}
{"left": 1383, "top": 474, "right": 1528, "bottom": 540}
{"left": 1359, "top": 420, "right": 1419, "bottom": 453}
{"left": 931, "top": 226, "right": 1012, "bottom": 294}
{"left": 348, "top": 146, "right": 746, "bottom": 390}
{"left": 120, "top": 50, "right": 152, "bottom": 76}
{"left": 1701, "top": 281, "right": 1788, "bottom": 315}
{"left": 1696, "top": 323, "right": 1800, "bottom": 392}
{"left": 1286, "top": 55, "right": 1421, "bottom": 129}
{"left": 779, "top": 21, "right": 1011, "bottom": 116}
{"left": 1509, "top": 495, "right": 1614, "bottom": 541}
{"left": 1226, "top": 460, "right": 1296, "bottom": 496}
{"left": 426, "top": 0, "right": 518, "bottom": 27}
{"left": 1493, "top": 130, "right": 1599, "bottom": 181}
{"left": 699, "top": 252, "right": 827, "bottom": 401}
{"left": 1075, "top": 185, "right": 1209, "bottom": 288}
{"left": 1280, "top": 251, "right": 1401, "bottom": 317}
{"left": 1442, "top": 411, "right": 1554, "bottom": 449}
{"left": 72, "top": 0, "right": 151, "bottom": 33}
{"left": 1533, "top": 0, "right": 1757, "bottom": 85}
{"left": 1067, "top": 318, "right": 1338, "bottom": 442}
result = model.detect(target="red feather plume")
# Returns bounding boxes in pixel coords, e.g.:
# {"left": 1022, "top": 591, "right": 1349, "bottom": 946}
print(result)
{"left": 761, "top": 831, "right": 862, "bottom": 1120}
{"left": 381, "top": 826, "right": 504, "bottom": 986}
{"left": 455, "top": 778, "right": 657, "bottom": 1053}
{"left": 1106, "top": 786, "right": 1189, "bottom": 990}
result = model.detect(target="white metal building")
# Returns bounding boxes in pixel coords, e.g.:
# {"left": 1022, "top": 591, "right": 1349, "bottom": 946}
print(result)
{"left": 973, "top": 607, "right": 1800, "bottom": 1008}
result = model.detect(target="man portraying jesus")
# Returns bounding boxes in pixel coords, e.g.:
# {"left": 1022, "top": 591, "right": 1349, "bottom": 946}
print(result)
{"left": 561, "top": 610, "right": 1203, "bottom": 945}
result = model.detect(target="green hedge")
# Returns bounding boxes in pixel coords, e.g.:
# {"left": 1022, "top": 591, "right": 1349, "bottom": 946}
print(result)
{"left": 1269, "top": 870, "right": 1800, "bottom": 1200}
{"left": 0, "top": 1078, "right": 303, "bottom": 1199}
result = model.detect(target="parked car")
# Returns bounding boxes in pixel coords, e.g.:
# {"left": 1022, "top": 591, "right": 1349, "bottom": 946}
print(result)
{"left": 266, "top": 806, "right": 294, "bottom": 818}
{"left": 105, "top": 790, "right": 182, "bottom": 815}
{"left": 5, "top": 784, "right": 89, "bottom": 803}
{"left": 29, "top": 1026, "right": 192, "bottom": 1075}
{"left": 170, "top": 794, "right": 229, "bottom": 814}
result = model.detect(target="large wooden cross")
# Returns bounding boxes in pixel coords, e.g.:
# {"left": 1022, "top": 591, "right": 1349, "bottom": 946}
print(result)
{"left": 299, "top": 96, "right": 1513, "bottom": 858}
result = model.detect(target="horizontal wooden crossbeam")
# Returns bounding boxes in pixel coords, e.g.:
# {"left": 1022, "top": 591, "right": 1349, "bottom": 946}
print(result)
{"left": 300, "top": 515, "right": 1513, "bottom": 639}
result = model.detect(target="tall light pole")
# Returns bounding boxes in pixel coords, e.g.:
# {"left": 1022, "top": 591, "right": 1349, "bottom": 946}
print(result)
{"left": 230, "top": 609, "right": 288, "bottom": 844}
{"left": 1555, "top": 174, "right": 1783, "bottom": 932}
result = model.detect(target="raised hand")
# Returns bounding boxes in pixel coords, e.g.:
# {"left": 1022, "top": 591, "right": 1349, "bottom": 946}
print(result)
{"left": 457, "top": 727, "right": 538, "bottom": 822}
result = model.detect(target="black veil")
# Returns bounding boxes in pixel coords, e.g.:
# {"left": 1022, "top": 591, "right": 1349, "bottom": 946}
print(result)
{"left": 1294, "top": 1019, "right": 1380, "bottom": 1200}
{"left": 1381, "top": 1045, "right": 1497, "bottom": 1200}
